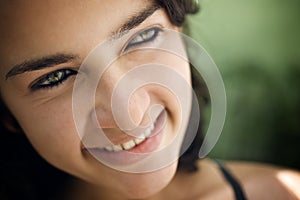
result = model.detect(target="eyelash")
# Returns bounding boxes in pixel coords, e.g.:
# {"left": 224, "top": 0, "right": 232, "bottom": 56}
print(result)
{"left": 30, "top": 68, "right": 77, "bottom": 91}
{"left": 30, "top": 27, "right": 162, "bottom": 91}
{"left": 123, "top": 26, "right": 163, "bottom": 51}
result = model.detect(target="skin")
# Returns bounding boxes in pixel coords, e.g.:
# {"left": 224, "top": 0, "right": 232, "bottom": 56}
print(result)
{"left": 0, "top": 0, "right": 190, "bottom": 199}
{"left": 0, "top": 0, "right": 299, "bottom": 199}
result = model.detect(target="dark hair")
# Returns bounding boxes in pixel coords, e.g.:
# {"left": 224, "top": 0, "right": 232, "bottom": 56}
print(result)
{"left": 156, "top": 0, "right": 207, "bottom": 172}
{"left": 0, "top": 0, "right": 203, "bottom": 199}
{"left": 156, "top": 0, "right": 199, "bottom": 26}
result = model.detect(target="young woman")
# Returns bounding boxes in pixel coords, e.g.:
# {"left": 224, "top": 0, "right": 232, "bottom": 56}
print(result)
{"left": 0, "top": 0, "right": 299, "bottom": 199}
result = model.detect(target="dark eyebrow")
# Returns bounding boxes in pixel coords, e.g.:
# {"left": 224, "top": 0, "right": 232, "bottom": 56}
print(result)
{"left": 112, "top": 3, "right": 161, "bottom": 39}
{"left": 5, "top": 3, "right": 161, "bottom": 80}
{"left": 5, "top": 54, "right": 79, "bottom": 79}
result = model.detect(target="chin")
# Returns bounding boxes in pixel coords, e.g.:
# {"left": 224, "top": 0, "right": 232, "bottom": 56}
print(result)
{"left": 120, "top": 162, "right": 178, "bottom": 199}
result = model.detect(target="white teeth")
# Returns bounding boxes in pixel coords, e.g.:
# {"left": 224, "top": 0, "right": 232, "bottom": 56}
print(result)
{"left": 104, "top": 146, "right": 113, "bottom": 152}
{"left": 103, "top": 121, "right": 156, "bottom": 152}
{"left": 134, "top": 135, "right": 145, "bottom": 145}
{"left": 144, "top": 128, "right": 151, "bottom": 137}
{"left": 112, "top": 144, "right": 123, "bottom": 152}
{"left": 122, "top": 140, "right": 136, "bottom": 150}
{"left": 150, "top": 123, "right": 155, "bottom": 131}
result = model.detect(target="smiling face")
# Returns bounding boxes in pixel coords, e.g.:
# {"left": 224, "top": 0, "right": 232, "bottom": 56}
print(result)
{"left": 0, "top": 0, "right": 192, "bottom": 199}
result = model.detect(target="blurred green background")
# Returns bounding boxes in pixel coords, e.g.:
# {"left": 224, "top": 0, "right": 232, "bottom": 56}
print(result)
{"left": 187, "top": 0, "right": 300, "bottom": 169}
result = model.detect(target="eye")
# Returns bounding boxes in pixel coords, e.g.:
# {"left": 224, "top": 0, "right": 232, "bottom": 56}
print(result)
{"left": 124, "top": 27, "right": 163, "bottom": 51}
{"left": 30, "top": 69, "right": 77, "bottom": 91}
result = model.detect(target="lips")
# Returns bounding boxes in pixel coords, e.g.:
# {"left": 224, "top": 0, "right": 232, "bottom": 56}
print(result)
{"left": 83, "top": 109, "right": 166, "bottom": 161}
{"left": 103, "top": 120, "right": 155, "bottom": 152}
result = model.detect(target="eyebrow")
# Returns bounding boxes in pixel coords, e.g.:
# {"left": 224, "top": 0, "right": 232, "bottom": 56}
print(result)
{"left": 5, "top": 54, "right": 79, "bottom": 79}
{"left": 111, "top": 3, "right": 161, "bottom": 39}
{"left": 5, "top": 3, "right": 161, "bottom": 79}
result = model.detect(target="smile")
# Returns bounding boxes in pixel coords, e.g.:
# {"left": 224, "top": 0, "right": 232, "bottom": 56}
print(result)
{"left": 84, "top": 109, "right": 167, "bottom": 156}
{"left": 83, "top": 108, "right": 172, "bottom": 167}
{"left": 103, "top": 120, "right": 156, "bottom": 152}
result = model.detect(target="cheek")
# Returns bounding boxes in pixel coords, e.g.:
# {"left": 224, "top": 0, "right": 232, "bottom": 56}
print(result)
{"left": 8, "top": 94, "right": 84, "bottom": 173}
{"left": 121, "top": 46, "right": 191, "bottom": 126}
{"left": 124, "top": 48, "right": 191, "bottom": 82}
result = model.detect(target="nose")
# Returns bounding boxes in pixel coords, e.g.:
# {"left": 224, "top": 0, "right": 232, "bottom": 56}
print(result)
{"left": 94, "top": 64, "right": 151, "bottom": 130}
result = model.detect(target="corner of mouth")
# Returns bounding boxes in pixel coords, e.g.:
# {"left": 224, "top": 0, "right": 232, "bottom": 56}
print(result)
{"left": 83, "top": 108, "right": 167, "bottom": 153}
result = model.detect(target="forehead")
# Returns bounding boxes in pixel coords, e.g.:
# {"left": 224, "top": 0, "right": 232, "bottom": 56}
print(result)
{"left": 0, "top": 0, "right": 150, "bottom": 73}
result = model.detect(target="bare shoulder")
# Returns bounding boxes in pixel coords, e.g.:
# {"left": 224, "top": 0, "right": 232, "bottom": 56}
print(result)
{"left": 224, "top": 160, "right": 300, "bottom": 200}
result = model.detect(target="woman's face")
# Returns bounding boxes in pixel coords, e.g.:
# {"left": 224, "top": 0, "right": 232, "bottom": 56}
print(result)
{"left": 0, "top": 0, "right": 191, "bottom": 198}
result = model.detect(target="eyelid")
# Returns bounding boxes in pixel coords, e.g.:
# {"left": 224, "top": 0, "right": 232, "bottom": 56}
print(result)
{"left": 29, "top": 68, "right": 78, "bottom": 91}
{"left": 121, "top": 26, "right": 163, "bottom": 53}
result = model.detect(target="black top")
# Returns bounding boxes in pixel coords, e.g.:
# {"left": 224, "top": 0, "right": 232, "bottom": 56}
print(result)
{"left": 215, "top": 160, "right": 248, "bottom": 200}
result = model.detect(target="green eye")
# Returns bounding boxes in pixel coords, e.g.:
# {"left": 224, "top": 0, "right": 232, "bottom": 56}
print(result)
{"left": 124, "top": 27, "right": 162, "bottom": 51}
{"left": 30, "top": 69, "right": 77, "bottom": 91}
{"left": 43, "top": 71, "right": 64, "bottom": 84}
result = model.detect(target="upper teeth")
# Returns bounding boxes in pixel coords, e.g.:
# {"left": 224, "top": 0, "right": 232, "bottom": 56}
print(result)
{"left": 104, "top": 122, "right": 155, "bottom": 152}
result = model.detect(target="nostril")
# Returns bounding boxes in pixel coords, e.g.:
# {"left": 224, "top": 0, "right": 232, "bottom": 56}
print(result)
{"left": 93, "top": 89, "right": 150, "bottom": 131}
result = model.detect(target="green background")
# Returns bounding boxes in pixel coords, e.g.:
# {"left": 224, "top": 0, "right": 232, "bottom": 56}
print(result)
{"left": 187, "top": 0, "right": 300, "bottom": 169}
